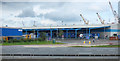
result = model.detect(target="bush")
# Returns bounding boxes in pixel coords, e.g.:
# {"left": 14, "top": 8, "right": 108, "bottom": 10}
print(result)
{"left": 8, "top": 39, "right": 13, "bottom": 43}
{"left": 11, "top": 39, "right": 21, "bottom": 43}
{"left": 23, "top": 39, "right": 29, "bottom": 42}
{"left": 28, "top": 39, "right": 34, "bottom": 42}
{"left": 58, "top": 30, "right": 64, "bottom": 38}
{"left": 39, "top": 32, "right": 47, "bottom": 41}
{"left": 38, "top": 38, "right": 42, "bottom": 41}
{"left": 13, "top": 39, "right": 19, "bottom": 42}
{"left": 5, "top": 39, "right": 21, "bottom": 43}
{"left": 22, "top": 39, "right": 36, "bottom": 42}
{"left": 19, "top": 38, "right": 24, "bottom": 42}
{"left": 3, "top": 40, "right": 7, "bottom": 43}
{"left": 0, "top": 40, "right": 2, "bottom": 43}
{"left": 3, "top": 37, "right": 47, "bottom": 43}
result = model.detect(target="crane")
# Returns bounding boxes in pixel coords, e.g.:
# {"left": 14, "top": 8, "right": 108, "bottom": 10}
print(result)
{"left": 80, "top": 14, "right": 89, "bottom": 25}
{"left": 96, "top": 13, "right": 105, "bottom": 24}
{"left": 109, "top": 1, "right": 119, "bottom": 23}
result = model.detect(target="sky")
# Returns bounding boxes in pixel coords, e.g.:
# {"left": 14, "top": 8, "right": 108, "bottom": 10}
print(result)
{"left": 0, "top": 0, "right": 119, "bottom": 27}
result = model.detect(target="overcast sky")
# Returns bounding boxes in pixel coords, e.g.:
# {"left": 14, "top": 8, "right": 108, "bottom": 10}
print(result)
{"left": 1, "top": 0, "right": 119, "bottom": 27}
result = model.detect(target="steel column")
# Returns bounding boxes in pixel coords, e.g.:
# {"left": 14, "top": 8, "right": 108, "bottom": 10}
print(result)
{"left": 25, "top": 30, "right": 27, "bottom": 35}
{"left": 50, "top": 30, "right": 52, "bottom": 39}
{"left": 66, "top": 30, "right": 68, "bottom": 39}
{"left": 37, "top": 30, "right": 39, "bottom": 38}
{"left": 89, "top": 28, "right": 91, "bottom": 39}
{"left": 75, "top": 30, "right": 77, "bottom": 38}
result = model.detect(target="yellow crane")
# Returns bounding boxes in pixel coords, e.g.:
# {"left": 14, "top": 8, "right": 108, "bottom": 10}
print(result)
{"left": 96, "top": 13, "right": 105, "bottom": 24}
{"left": 109, "top": 1, "right": 119, "bottom": 23}
{"left": 80, "top": 14, "right": 89, "bottom": 25}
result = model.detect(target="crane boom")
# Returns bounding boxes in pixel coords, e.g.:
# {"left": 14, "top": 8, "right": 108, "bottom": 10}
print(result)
{"left": 80, "top": 14, "right": 89, "bottom": 25}
{"left": 96, "top": 13, "right": 104, "bottom": 24}
{"left": 109, "top": 1, "right": 116, "bottom": 16}
{"left": 109, "top": 1, "right": 119, "bottom": 23}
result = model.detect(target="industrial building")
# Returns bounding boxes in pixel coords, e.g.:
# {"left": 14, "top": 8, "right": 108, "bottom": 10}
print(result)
{"left": 0, "top": 24, "right": 120, "bottom": 40}
{"left": 0, "top": 1, "right": 119, "bottom": 41}
{"left": 0, "top": 27, "right": 23, "bottom": 40}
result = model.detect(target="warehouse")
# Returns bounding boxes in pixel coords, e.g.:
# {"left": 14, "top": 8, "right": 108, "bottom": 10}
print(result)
{"left": 0, "top": 27, "right": 23, "bottom": 40}
{"left": 0, "top": 24, "right": 120, "bottom": 40}
{"left": 22, "top": 24, "right": 120, "bottom": 40}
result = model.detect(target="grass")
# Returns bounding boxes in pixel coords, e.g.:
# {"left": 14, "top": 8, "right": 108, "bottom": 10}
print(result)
{"left": 2, "top": 41, "right": 64, "bottom": 46}
{"left": 70, "top": 45, "right": 120, "bottom": 47}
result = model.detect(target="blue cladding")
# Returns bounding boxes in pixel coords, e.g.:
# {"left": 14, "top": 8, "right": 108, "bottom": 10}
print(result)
{"left": 0, "top": 28, "right": 2, "bottom": 36}
{"left": 91, "top": 29, "right": 120, "bottom": 32}
{"left": 0, "top": 28, "right": 22, "bottom": 36}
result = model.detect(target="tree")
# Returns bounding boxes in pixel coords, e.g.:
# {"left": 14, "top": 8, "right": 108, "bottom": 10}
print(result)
{"left": 58, "top": 30, "right": 64, "bottom": 38}
{"left": 39, "top": 32, "right": 47, "bottom": 41}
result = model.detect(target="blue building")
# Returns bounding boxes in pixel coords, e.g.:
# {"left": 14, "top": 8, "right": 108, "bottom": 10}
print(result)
{"left": 0, "top": 24, "right": 120, "bottom": 40}
{"left": 22, "top": 24, "right": 120, "bottom": 40}
{"left": 0, "top": 27, "right": 22, "bottom": 40}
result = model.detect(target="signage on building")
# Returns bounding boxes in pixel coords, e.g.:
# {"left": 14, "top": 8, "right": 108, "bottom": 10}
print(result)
{"left": 18, "top": 29, "right": 22, "bottom": 31}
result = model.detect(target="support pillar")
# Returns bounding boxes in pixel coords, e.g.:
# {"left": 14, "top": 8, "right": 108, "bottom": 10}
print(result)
{"left": 89, "top": 28, "right": 91, "bottom": 39}
{"left": 33, "top": 30, "right": 36, "bottom": 39}
{"left": 57, "top": 29, "right": 58, "bottom": 38}
{"left": 37, "top": 30, "right": 39, "bottom": 38}
{"left": 66, "top": 30, "right": 68, "bottom": 39}
{"left": 50, "top": 30, "right": 52, "bottom": 39}
{"left": 75, "top": 30, "right": 77, "bottom": 39}
{"left": 25, "top": 30, "right": 27, "bottom": 35}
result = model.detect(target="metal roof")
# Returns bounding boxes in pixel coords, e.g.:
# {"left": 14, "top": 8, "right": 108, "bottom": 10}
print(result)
{"left": 1, "top": 24, "right": 118, "bottom": 30}
{"left": 0, "top": 27, "right": 22, "bottom": 29}
{"left": 22, "top": 24, "right": 111, "bottom": 29}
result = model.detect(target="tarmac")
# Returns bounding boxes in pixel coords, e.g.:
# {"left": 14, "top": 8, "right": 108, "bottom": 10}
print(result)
{"left": 1, "top": 39, "right": 119, "bottom": 60}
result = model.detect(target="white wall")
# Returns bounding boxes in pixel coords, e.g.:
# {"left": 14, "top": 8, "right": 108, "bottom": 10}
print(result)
{"left": 110, "top": 24, "right": 120, "bottom": 36}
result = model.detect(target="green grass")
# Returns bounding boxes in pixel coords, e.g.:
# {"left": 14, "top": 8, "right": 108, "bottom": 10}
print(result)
{"left": 0, "top": 43, "right": 2, "bottom": 45}
{"left": 70, "top": 45, "right": 120, "bottom": 47}
{"left": 2, "top": 41, "right": 64, "bottom": 46}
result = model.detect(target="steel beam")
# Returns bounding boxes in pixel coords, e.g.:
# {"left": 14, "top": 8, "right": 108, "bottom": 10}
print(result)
{"left": 75, "top": 30, "right": 77, "bottom": 39}
{"left": 50, "top": 30, "right": 52, "bottom": 39}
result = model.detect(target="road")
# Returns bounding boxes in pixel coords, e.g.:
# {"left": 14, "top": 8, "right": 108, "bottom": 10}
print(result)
{"left": 1, "top": 39, "right": 120, "bottom": 60}
{"left": 1, "top": 45, "right": 119, "bottom": 61}
{"left": 2, "top": 46, "right": 119, "bottom": 55}
{"left": 56, "top": 39, "right": 119, "bottom": 45}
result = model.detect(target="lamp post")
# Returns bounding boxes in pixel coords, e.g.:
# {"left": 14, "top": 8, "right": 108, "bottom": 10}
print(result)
{"left": 104, "top": 23, "right": 105, "bottom": 41}
{"left": 57, "top": 28, "right": 59, "bottom": 39}
{"left": 62, "top": 21, "right": 63, "bottom": 26}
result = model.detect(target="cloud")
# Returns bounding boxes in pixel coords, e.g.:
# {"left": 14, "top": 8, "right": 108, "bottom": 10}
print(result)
{"left": 40, "top": 19, "right": 57, "bottom": 26}
{"left": 17, "top": 8, "right": 36, "bottom": 18}
{"left": 16, "top": 5, "right": 56, "bottom": 18}
{"left": 33, "top": 5, "right": 56, "bottom": 16}
{"left": 1, "top": 2, "right": 118, "bottom": 27}
{"left": 89, "top": 5, "right": 102, "bottom": 11}
{"left": 1, "top": 0, "right": 119, "bottom": 2}
{"left": 88, "top": 2, "right": 109, "bottom": 12}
